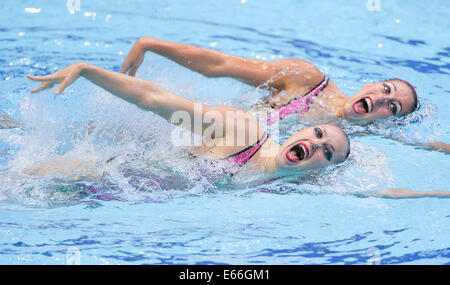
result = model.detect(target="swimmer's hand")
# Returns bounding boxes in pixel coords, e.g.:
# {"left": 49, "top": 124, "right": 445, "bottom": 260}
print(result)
{"left": 120, "top": 36, "right": 152, "bottom": 76}
{"left": 27, "top": 62, "right": 87, "bottom": 94}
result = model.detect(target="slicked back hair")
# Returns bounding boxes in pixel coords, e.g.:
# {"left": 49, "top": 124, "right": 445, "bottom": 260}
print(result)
{"left": 337, "top": 127, "right": 351, "bottom": 163}
{"left": 390, "top": 78, "right": 419, "bottom": 116}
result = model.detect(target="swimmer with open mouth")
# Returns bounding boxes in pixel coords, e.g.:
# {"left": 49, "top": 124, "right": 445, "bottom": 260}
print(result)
{"left": 25, "top": 61, "right": 450, "bottom": 198}
{"left": 118, "top": 36, "right": 449, "bottom": 153}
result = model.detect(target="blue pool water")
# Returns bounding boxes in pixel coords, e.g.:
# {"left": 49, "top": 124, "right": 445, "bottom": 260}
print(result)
{"left": 0, "top": 0, "right": 449, "bottom": 264}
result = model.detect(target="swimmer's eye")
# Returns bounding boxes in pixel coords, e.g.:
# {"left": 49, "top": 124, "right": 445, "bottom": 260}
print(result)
{"left": 389, "top": 102, "right": 398, "bottom": 116}
{"left": 383, "top": 83, "right": 391, "bottom": 94}
{"left": 324, "top": 147, "right": 333, "bottom": 161}
{"left": 314, "top": 127, "right": 323, "bottom": 139}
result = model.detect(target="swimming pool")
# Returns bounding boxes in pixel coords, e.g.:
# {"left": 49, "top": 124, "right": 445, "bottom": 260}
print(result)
{"left": 0, "top": 0, "right": 449, "bottom": 264}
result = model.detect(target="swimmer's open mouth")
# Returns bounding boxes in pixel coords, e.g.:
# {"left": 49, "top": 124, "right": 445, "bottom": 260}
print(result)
{"left": 286, "top": 142, "right": 309, "bottom": 163}
{"left": 353, "top": 97, "right": 373, "bottom": 114}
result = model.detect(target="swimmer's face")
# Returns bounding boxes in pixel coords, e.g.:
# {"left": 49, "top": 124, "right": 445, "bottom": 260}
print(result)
{"left": 276, "top": 124, "right": 349, "bottom": 172}
{"left": 343, "top": 80, "right": 416, "bottom": 120}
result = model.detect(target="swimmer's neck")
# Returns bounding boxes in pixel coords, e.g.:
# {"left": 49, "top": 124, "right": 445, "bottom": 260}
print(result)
{"left": 326, "top": 94, "right": 348, "bottom": 119}
{"left": 316, "top": 80, "right": 349, "bottom": 119}
{"left": 247, "top": 138, "right": 280, "bottom": 174}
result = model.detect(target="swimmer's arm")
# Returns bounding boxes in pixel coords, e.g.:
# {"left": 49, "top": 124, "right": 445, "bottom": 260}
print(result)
{"left": 384, "top": 135, "right": 450, "bottom": 154}
{"left": 376, "top": 188, "right": 450, "bottom": 198}
{"left": 121, "top": 36, "right": 322, "bottom": 90}
{"left": 27, "top": 63, "right": 254, "bottom": 137}
{"left": 421, "top": 141, "right": 450, "bottom": 153}
{"left": 352, "top": 129, "right": 450, "bottom": 154}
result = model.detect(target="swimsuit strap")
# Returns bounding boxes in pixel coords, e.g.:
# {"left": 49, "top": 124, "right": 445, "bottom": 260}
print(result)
{"left": 187, "top": 133, "right": 269, "bottom": 184}
{"left": 224, "top": 132, "right": 269, "bottom": 168}
{"left": 266, "top": 76, "right": 329, "bottom": 125}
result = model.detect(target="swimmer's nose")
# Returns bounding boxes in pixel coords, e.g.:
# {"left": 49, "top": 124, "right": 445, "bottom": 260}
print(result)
{"left": 373, "top": 97, "right": 389, "bottom": 109}
{"left": 311, "top": 142, "right": 325, "bottom": 153}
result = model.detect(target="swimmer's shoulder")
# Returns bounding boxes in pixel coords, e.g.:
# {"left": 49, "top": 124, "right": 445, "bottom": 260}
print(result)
{"left": 322, "top": 78, "right": 347, "bottom": 98}
{"left": 278, "top": 59, "right": 325, "bottom": 92}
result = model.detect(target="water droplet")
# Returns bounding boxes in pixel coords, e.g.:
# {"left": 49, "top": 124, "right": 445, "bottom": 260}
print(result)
{"left": 25, "top": 8, "right": 41, "bottom": 14}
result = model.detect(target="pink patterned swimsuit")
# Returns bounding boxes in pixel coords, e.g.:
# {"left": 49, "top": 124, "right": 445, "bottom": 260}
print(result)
{"left": 265, "top": 76, "right": 329, "bottom": 125}
{"left": 190, "top": 132, "right": 270, "bottom": 185}
{"left": 223, "top": 131, "right": 269, "bottom": 169}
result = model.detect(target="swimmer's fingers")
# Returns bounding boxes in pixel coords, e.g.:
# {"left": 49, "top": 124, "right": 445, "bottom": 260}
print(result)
{"left": 119, "top": 61, "right": 131, "bottom": 74}
{"left": 28, "top": 73, "right": 60, "bottom": 93}
{"left": 30, "top": 81, "right": 56, "bottom": 93}
{"left": 128, "top": 65, "right": 139, "bottom": 76}
{"left": 54, "top": 71, "right": 79, "bottom": 95}
{"left": 27, "top": 74, "right": 57, "bottom": 82}
{"left": 28, "top": 62, "right": 86, "bottom": 94}
{"left": 120, "top": 48, "right": 144, "bottom": 76}
{"left": 120, "top": 61, "right": 138, "bottom": 76}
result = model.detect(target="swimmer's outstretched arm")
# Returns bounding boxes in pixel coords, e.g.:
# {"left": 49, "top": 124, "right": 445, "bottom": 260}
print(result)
{"left": 370, "top": 188, "right": 450, "bottom": 199}
{"left": 350, "top": 130, "right": 450, "bottom": 154}
{"left": 384, "top": 135, "right": 450, "bottom": 154}
{"left": 27, "top": 62, "right": 259, "bottom": 137}
{"left": 120, "top": 36, "right": 323, "bottom": 91}
{"left": 423, "top": 142, "right": 450, "bottom": 153}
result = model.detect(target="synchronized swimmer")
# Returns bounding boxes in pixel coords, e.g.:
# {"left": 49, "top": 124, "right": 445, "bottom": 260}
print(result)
{"left": 25, "top": 58, "right": 449, "bottom": 198}
{"left": 0, "top": 34, "right": 446, "bottom": 198}
{"left": 120, "top": 36, "right": 450, "bottom": 153}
